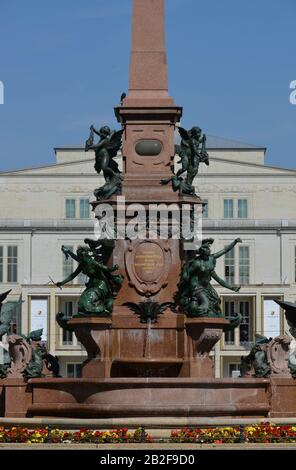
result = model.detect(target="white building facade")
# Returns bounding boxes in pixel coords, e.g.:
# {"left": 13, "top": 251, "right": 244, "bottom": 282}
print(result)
{"left": 0, "top": 137, "right": 295, "bottom": 378}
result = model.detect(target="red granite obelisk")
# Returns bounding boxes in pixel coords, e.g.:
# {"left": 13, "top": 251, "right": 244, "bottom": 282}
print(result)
{"left": 126, "top": 0, "right": 172, "bottom": 106}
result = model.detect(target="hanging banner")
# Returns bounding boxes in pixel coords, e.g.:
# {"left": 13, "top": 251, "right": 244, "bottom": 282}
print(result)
{"left": 30, "top": 298, "right": 48, "bottom": 342}
{"left": 263, "top": 299, "right": 280, "bottom": 339}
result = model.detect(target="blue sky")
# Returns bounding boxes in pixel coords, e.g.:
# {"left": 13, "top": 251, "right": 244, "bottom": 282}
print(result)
{"left": 0, "top": 0, "right": 295, "bottom": 171}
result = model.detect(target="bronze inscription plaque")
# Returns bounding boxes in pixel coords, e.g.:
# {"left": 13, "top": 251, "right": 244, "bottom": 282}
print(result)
{"left": 134, "top": 242, "right": 165, "bottom": 283}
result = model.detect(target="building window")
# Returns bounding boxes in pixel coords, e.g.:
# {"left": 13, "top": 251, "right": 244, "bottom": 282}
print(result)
{"left": 59, "top": 297, "right": 83, "bottom": 347}
{"left": 239, "top": 301, "right": 251, "bottom": 344}
{"left": 61, "top": 300, "right": 74, "bottom": 345}
{"left": 223, "top": 298, "right": 254, "bottom": 348}
{"left": 239, "top": 246, "right": 250, "bottom": 284}
{"left": 0, "top": 246, "right": 3, "bottom": 282}
{"left": 224, "top": 301, "right": 235, "bottom": 345}
{"left": 62, "top": 245, "right": 74, "bottom": 282}
{"left": 295, "top": 246, "right": 296, "bottom": 282}
{"left": 66, "top": 363, "right": 82, "bottom": 378}
{"left": 223, "top": 198, "right": 249, "bottom": 219}
{"left": 65, "top": 199, "right": 76, "bottom": 218}
{"left": 5, "top": 301, "right": 18, "bottom": 334}
{"left": 263, "top": 297, "right": 281, "bottom": 338}
{"left": 223, "top": 242, "right": 251, "bottom": 285}
{"left": 238, "top": 199, "right": 248, "bottom": 219}
{"left": 7, "top": 246, "right": 18, "bottom": 283}
{"left": 225, "top": 247, "right": 235, "bottom": 284}
{"left": 203, "top": 200, "right": 208, "bottom": 218}
{"left": 228, "top": 363, "right": 241, "bottom": 378}
{"left": 80, "top": 198, "right": 90, "bottom": 219}
{"left": 223, "top": 199, "right": 234, "bottom": 219}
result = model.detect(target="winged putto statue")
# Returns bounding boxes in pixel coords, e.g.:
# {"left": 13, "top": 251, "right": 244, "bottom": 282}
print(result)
{"left": 85, "top": 124, "right": 124, "bottom": 200}
{"left": 161, "top": 126, "right": 209, "bottom": 196}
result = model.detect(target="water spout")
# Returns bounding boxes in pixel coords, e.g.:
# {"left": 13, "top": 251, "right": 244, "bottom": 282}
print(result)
{"left": 143, "top": 318, "right": 152, "bottom": 358}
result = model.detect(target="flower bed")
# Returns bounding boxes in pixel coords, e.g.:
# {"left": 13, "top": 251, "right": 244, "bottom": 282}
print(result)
{"left": 171, "top": 423, "right": 296, "bottom": 444}
{"left": 1, "top": 423, "right": 296, "bottom": 444}
{"left": 0, "top": 426, "right": 152, "bottom": 444}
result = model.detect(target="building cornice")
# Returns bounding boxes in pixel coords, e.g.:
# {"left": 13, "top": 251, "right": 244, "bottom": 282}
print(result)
{"left": 0, "top": 173, "right": 295, "bottom": 179}
{"left": 0, "top": 219, "right": 295, "bottom": 233}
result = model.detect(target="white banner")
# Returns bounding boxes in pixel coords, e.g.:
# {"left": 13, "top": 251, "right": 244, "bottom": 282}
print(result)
{"left": 263, "top": 299, "right": 280, "bottom": 339}
{"left": 30, "top": 298, "right": 48, "bottom": 342}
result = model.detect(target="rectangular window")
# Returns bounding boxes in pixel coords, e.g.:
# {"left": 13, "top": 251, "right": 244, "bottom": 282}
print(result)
{"left": 62, "top": 301, "right": 74, "bottom": 345}
{"left": 238, "top": 199, "right": 248, "bottom": 219}
{"left": 65, "top": 199, "right": 76, "bottom": 218}
{"left": 263, "top": 298, "right": 280, "bottom": 338}
{"left": 7, "top": 246, "right": 18, "bottom": 283}
{"left": 202, "top": 200, "right": 208, "bottom": 218}
{"left": 0, "top": 246, "right": 3, "bottom": 282}
{"left": 30, "top": 298, "right": 48, "bottom": 342}
{"left": 66, "top": 363, "right": 82, "bottom": 378}
{"left": 239, "top": 301, "right": 251, "bottom": 344}
{"left": 224, "top": 301, "right": 235, "bottom": 344}
{"left": 223, "top": 199, "right": 234, "bottom": 219}
{"left": 79, "top": 198, "right": 90, "bottom": 219}
{"left": 295, "top": 247, "right": 296, "bottom": 282}
{"left": 224, "top": 298, "right": 253, "bottom": 348}
{"left": 228, "top": 363, "right": 240, "bottom": 378}
{"left": 224, "top": 247, "right": 235, "bottom": 284}
{"left": 62, "top": 245, "right": 74, "bottom": 282}
{"left": 3, "top": 302, "right": 18, "bottom": 334}
{"left": 239, "top": 246, "right": 250, "bottom": 284}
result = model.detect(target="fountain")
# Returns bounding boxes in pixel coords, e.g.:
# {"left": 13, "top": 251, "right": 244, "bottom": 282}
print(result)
{"left": 1, "top": 0, "right": 296, "bottom": 421}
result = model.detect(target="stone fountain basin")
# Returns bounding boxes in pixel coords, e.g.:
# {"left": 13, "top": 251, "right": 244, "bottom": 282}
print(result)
{"left": 111, "top": 358, "right": 184, "bottom": 377}
{"left": 27, "top": 377, "right": 270, "bottom": 418}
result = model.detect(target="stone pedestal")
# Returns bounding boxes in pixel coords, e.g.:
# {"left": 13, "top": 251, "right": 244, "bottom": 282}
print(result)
{"left": 68, "top": 318, "right": 112, "bottom": 378}
{"left": 3, "top": 379, "right": 32, "bottom": 418}
{"left": 269, "top": 378, "right": 296, "bottom": 417}
{"left": 182, "top": 318, "right": 229, "bottom": 378}
{"left": 67, "top": 313, "right": 230, "bottom": 380}
{"left": 68, "top": 310, "right": 185, "bottom": 379}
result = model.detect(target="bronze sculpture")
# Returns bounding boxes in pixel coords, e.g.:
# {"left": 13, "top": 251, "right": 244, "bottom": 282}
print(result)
{"left": 85, "top": 124, "right": 124, "bottom": 200}
{"left": 161, "top": 126, "right": 209, "bottom": 195}
{"left": 240, "top": 335, "right": 272, "bottom": 378}
{"left": 0, "top": 289, "right": 47, "bottom": 379}
{"left": 22, "top": 329, "right": 45, "bottom": 379}
{"left": 273, "top": 300, "right": 296, "bottom": 378}
{"left": 124, "top": 300, "right": 175, "bottom": 324}
{"left": 239, "top": 332, "right": 295, "bottom": 379}
{"left": 0, "top": 289, "right": 14, "bottom": 339}
{"left": 56, "top": 245, "right": 123, "bottom": 317}
{"left": 177, "top": 238, "right": 241, "bottom": 317}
